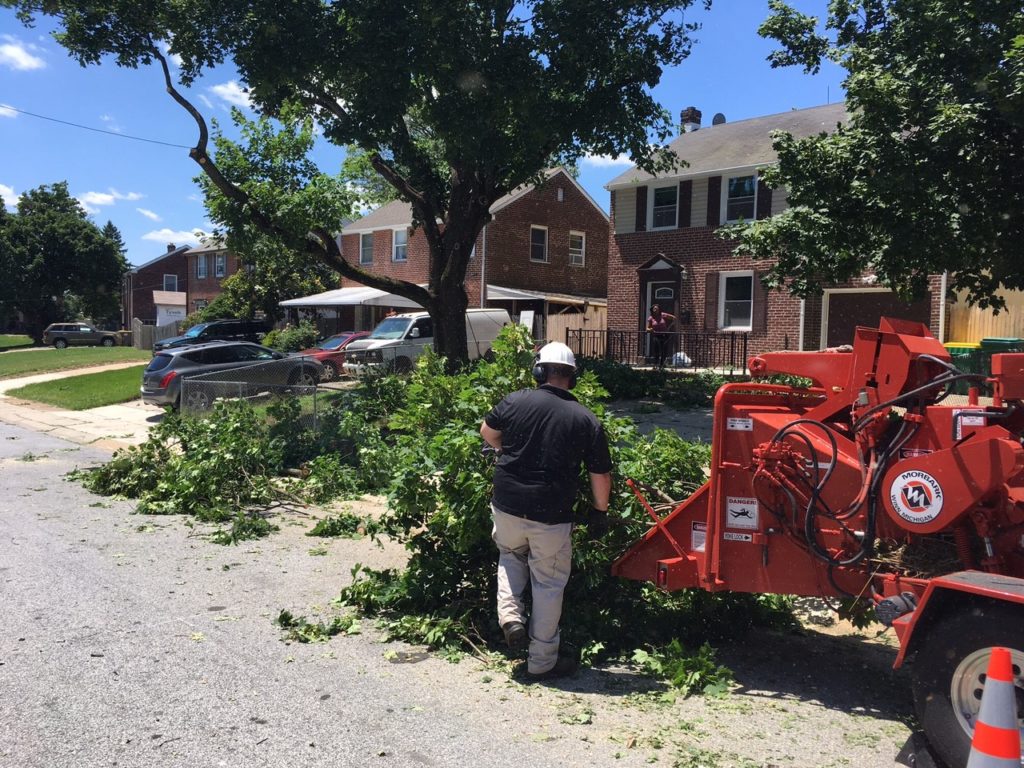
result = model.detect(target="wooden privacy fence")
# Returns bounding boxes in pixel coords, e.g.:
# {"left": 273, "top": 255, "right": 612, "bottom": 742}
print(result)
{"left": 131, "top": 318, "right": 182, "bottom": 350}
{"left": 947, "top": 290, "right": 1024, "bottom": 343}
{"left": 566, "top": 329, "right": 749, "bottom": 372}
{"left": 545, "top": 304, "right": 607, "bottom": 347}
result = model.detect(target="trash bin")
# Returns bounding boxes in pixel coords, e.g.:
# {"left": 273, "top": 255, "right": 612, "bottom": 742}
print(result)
{"left": 969, "top": 338, "right": 1023, "bottom": 391}
{"left": 944, "top": 342, "right": 983, "bottom": 394}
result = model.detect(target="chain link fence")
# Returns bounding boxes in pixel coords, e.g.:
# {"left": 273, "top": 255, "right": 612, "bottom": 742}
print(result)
{"left": 179, "top": 357, "right": 323, "bottom": 430}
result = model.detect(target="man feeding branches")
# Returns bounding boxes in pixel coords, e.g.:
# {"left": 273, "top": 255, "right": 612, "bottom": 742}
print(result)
{"left": 10, "top": 0, "right": 711, "bottom": 367}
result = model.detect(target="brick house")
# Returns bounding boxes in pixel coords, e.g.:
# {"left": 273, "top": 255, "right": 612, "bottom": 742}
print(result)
{"left": 185, "top": 239, "right": 243, "bottom": 316}
{"left": 604, "top": 104, "right": 946, "bottom": 364}
{"left": 329, "top": 168, "right": 609, "bottom": 339}
{"left": 122, "top": 243, "right": 191, "bottom": 327}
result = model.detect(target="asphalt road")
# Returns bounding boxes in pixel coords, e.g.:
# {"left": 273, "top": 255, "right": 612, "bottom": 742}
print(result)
{"left": 0, "top": 420, "right": 917, "bottom": 768}
{"left": 0, "top": 422, "right": 636, "bottom": 768}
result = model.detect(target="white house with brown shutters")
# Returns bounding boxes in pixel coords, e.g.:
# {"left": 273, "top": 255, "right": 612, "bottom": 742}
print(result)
{"left": 603, "top": 103, "right": 947, "bottom": 359}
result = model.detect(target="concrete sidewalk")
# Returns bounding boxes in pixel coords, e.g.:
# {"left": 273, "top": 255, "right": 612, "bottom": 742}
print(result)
{"left": 0, "top": 362, "right": 163, "bottom": 452}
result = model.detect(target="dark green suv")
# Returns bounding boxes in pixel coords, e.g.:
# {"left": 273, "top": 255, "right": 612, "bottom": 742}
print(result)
{"left": 42, "top": 323, "right": 118, "bottom": 349}
{"left": 153, "top": 318, "right": 268, "bottom": 352}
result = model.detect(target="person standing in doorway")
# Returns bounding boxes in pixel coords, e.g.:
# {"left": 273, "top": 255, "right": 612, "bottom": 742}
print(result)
{"left": 480, "top": 341, "right": 612, "bottom": 681}
{"left": 646, "top": 304, "right": 676, "bottom": 369}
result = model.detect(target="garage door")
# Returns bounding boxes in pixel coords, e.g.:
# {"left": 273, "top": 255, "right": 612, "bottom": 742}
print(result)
{"left": 825, "top": 291, "right": 931, "bottom": 348}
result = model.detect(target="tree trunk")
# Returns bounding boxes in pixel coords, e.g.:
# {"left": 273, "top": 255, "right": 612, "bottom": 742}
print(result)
{"left": 431, "top": 283, "right": 470, "bottom": 373}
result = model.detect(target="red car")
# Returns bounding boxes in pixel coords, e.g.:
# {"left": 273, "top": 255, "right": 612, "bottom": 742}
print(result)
{"left": 296, "top": 331, "right": 371, "bottom": 381}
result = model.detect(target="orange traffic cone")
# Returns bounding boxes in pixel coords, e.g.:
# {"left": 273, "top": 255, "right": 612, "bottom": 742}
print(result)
{"left": 966, "top": 647, "right": 1022, "bottom": 768}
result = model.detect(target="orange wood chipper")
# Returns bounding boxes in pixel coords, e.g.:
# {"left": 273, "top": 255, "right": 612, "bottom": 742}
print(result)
{"left": 613, "top": 318, "right": 1024, "bottom": 767}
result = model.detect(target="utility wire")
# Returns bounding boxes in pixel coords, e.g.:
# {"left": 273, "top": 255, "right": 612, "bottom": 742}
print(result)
{"left": 1, "top": 104, "right": 192, "bottom": 149}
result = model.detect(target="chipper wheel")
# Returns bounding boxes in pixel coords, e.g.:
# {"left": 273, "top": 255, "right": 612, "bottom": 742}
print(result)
{"left": 911, "top": 602, "right": 1024, "bottom": 767}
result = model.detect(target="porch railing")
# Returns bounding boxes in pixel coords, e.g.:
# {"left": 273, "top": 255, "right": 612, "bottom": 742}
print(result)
{"left": 565, "top": 329, "right": 749, "bottom": 373}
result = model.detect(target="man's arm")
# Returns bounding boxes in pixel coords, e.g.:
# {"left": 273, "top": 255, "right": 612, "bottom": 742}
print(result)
{"left": 480, "top": 421, "right": 502, "bottom": 452}
{"left": 589, "top": 472, "right": 611, "bottom": 511}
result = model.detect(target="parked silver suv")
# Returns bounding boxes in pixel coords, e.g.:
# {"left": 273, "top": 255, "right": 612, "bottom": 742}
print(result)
{"left": 42, "top": 323, "right": 118, "bottom": 349}
{"left": 141, "top": 341, "right": 323, "bottom": 410}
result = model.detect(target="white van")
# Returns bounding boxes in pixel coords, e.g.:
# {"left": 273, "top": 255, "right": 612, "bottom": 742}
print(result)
{"left": 343, "top": 308, "right": 511, "bottom": 375}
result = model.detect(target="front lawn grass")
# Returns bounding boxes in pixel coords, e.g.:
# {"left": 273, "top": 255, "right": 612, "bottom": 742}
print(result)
{"left": 0, "top": 347, "right": 150, "bottom": 379}
{"left": 6, "top": 365, "right": 146, "bottom": 410}
{"left": 0, "top": 335, "right": 34, "bottom": 351}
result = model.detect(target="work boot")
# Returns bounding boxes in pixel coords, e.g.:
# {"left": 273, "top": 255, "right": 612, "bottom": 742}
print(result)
{"left": 501, "top": 621, "right": 528, "bottom": 651}
{"left": 524, "top": 655, "right": 578, "bottom": 682}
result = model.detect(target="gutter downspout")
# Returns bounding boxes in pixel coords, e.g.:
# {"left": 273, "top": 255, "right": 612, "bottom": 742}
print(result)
{"left": 798, "top": 298, "right": 805, "bottom": 351}
{"left": 479, "top": 224, "right": 488, "bottom": 308}
{"left": 938, "top": 271, "right": 948, "bottom": 343}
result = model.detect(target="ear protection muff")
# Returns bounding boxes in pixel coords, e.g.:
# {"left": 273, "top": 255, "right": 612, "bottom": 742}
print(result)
{"left": 532, "top": 354, "right": 547, "bottom": 384}
{"left": 531, "top": 356, "right": 577, "bottom": 388}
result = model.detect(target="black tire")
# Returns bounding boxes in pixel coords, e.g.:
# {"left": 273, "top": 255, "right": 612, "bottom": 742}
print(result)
{"left": 391, "top": 356, "right": 413, "bottom": 374}
{"left": 320, "top": 360, "right": 339, "bottom": 382}
{"left": 288, "top": 367, "right": 318, "bottom": 387}
{"left": 912, "top": 601, "right": 1024, "bottom": 767}
{"left": 101, "top": 337, "right": 115, "bottom": 347}
{"left": 53, "top": 339, "right": 68, "bottom": 349}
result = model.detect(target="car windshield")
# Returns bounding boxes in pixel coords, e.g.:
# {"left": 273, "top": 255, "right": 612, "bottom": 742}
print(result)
{"left": 184, "top": 323, "right": 210, "bottom": 338}
{"left": 369, "top": 318, "right": 410, "bottom": 340}
{"left": 317, "top": 334, "right": 353, "bottom": 350}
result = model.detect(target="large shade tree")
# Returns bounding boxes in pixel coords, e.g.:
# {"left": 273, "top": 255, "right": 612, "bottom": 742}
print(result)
{"left": 725, "top": 0, "right": 1024, "bottom": 309}
{"left": 10, "top": 0, "right": 709, "bottom": 365}
{"left": 1, "top": 182, "right": 127, "bottom": 339}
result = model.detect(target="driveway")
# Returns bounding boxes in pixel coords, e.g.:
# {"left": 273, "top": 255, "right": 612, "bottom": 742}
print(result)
{"left": 0, "top": 362, "right": 163, "bottom": 451}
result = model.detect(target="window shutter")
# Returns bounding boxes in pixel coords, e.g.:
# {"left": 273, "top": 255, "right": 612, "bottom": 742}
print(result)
{"left": 634, "top": 186, "right": 647, "bottom": 232}
{"left": 706, "top": 176, "right": 722, "bottom": 227}
{"left": 677, "top": 180, "right": 692, "bottom": 229}
{"left": 752, "top": 271, "right": 769, "bottom": 332}
{"left": 704, "top": 271, "right": 719, "bottom": 331}
{"left": 756, "top": 178, "right": 773, "bottom": 220}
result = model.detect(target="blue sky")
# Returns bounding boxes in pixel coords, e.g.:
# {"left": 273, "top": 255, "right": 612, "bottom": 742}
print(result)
{"left": 0, "top": 2, "right": 845, "bottom": 267}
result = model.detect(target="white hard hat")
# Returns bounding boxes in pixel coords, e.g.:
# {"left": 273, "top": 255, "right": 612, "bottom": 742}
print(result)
{"left": 537, "top": 341, "right": 576, "bottom": 369}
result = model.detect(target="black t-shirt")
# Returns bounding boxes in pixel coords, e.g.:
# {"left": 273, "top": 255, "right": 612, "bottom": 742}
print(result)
{"left": 484, "top": 384, "right": 612, "bottom": 524}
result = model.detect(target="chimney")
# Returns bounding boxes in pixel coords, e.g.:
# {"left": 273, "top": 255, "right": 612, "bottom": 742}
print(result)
{"left": 166, "top": 243, "right": 176, "bottom": 253}
{"left": 681, "top": 106, "right": 702, "bottom": 132}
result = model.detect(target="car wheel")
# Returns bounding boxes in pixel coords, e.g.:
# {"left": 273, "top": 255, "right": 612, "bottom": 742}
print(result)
{"left": 389, "top": 356, "right": 413, "bottom": 374}
{"left": 183, "top": 389, "right": 212, "bottom": 411}
{"left": 320, "top": 360, "right": 339, "bottom": 382}
{"left": 911, "top": 601, "right": 1024, "bottom": 768}
{"left": 101, "top": 337, "right": 115, "bottom": 347}
{"left": 54, "top": 339, "right": 68, "bottom": 349}
{"left": 288, "top": 367, "right": 318, "bottom": 388}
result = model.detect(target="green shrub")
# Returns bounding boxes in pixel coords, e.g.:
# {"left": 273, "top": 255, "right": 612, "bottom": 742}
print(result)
{"left": 576, "top": 357, "right": 736, "bottom": 407}
{"left": 263, "top": 320, "right": 319, "bottom": 352}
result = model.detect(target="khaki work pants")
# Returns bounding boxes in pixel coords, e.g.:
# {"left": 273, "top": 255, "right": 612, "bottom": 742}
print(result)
{"left": 491, "top": 506, "right": 573, "bottom": 674}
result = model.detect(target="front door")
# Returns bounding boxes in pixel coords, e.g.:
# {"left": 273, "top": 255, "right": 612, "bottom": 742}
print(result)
{"left": 644, "top": 282, "right": 676, "bottom": 359}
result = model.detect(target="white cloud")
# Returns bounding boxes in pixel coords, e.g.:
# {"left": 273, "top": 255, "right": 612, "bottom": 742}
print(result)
{"left": 137, "top": 207, "right": 162, "bottom": 222}
{"left": 142, "top": 227, "right": 207, "bottom": 244}
{"left": 159, "top": 40, "right": 183, "bottom": 68}
{"left": 0, "top": 36, "right": 45, "bottom": 71}
{"left": 99, "top": 114, "right": 124, "bottom": 133}
{"left": 0, "top": 183, "right": 18, "bottom": 209}
{"left": 77, "top": 188, "right": 144, "bottom": 213}
{"left": 582, "top": 152, "right": 633, "bottom": 168}
{"left": 198, "top": 94, "right": 214, "bottom": 111}
{"left": 0, "top": 103, "right": 15, "bottom": 118}
{"left": 209, "top": 80, "right": 251, "bottom": 110}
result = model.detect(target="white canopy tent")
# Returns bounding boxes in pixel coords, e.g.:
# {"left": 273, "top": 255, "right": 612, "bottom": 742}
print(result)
{"left": 279, "top": 286, "right": 423, "bottom": 309}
